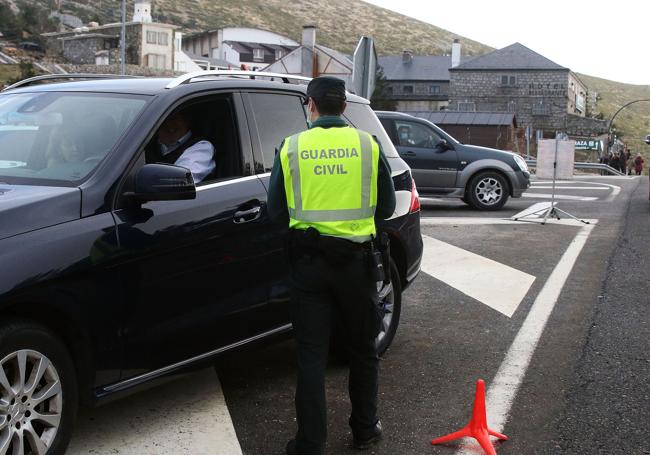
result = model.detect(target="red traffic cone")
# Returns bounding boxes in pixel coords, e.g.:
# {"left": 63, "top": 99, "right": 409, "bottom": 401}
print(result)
{"left": 430, "top": 379, "right": 508, "bottom": 455}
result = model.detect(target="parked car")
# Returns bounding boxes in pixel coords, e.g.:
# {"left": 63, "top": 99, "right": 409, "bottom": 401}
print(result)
{"left": 376, "top": 111, "right": 530, "bottom": 210}
{"left": 17, "top": 41, "right": 44, "bottom": 52}
{"left": 0, "top": 72, "right": 423, "bottom": 454}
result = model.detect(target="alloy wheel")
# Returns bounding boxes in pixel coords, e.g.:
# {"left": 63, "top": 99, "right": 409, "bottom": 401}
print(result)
{"left": 475, "top": 177, "right": 503, "bottom": 205}
{"left": 0, "top": 350, "right": 63, "bottom": 455}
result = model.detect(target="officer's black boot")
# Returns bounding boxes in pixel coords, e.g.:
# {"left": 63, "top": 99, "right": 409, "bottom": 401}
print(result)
{"left": 352, "top": 420, "right": 383, "bottom": 450}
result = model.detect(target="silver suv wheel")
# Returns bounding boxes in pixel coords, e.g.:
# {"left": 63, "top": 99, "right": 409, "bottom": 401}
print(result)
{"left": 0, "top": 350, "right": 62, "bottom": 455}
{"left": 467, "top": 171, "right": 510, "bottom": 210}
{"left": 475, "top": 176, "right": 503, "bottom": 206}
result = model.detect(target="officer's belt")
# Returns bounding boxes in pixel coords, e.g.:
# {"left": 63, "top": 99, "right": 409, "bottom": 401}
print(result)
{"left": 289, "top": 228, "right": 372, "bottom": 257}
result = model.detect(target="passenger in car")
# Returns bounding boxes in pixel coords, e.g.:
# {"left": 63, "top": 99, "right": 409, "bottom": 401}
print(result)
{"left": 46, "top": 128, "right": 84, "bottom": 167}
{"left": 149, "top": 110, "right": 216, "bottom": 183}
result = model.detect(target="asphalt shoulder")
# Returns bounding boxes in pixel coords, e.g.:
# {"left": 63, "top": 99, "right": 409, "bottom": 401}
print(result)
{"left": 551, "top": 175, "right": 650, "bottom": 454}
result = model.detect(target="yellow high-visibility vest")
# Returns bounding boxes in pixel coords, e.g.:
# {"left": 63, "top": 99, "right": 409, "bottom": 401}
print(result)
{"left": 279, "top": 125, "right": 380, "bottom": 242}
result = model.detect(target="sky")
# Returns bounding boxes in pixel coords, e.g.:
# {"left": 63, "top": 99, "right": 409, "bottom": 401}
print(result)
{"left": 362, "top": 0, "right": 649, "bottom": 85}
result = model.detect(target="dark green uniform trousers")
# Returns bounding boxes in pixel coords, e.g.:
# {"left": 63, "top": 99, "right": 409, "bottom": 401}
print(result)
{"left": 288, "top": 235, "right": 382, "bottom": 455}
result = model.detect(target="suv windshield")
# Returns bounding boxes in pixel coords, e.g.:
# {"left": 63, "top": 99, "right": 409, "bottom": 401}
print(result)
{"left": 0, "top": 92, "right": 147, "bottom": 185}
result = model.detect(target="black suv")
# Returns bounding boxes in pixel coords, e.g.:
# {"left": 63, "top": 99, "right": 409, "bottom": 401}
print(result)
{"left": 376, "top": 111, "right": 530, "bottom": 210}
{"left": 0, "top": 72, "right": 422, "bottom": 454}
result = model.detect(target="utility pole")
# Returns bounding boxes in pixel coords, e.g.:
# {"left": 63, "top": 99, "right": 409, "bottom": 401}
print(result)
{"left": 120, "top": 0, "right": 126, "bottom": 75}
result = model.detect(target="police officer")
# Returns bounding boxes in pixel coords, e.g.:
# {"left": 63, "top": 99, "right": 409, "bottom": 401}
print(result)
{"left": 267, "top": 76, "right": 396, "bottom": 455}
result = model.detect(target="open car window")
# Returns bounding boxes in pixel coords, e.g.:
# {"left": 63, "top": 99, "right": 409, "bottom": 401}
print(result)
{"left": 143, "top": 96, "right": 243, "bottom": 185}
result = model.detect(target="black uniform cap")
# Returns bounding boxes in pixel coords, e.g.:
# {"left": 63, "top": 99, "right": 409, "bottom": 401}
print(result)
{"left": 305, "top": 76, "right": 347, "bottom": 103}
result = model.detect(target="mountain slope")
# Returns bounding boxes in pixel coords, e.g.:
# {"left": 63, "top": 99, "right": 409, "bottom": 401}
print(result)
{"left": 8, "top": 0, "right": 650, "bottom": 161}
{"left": 578, "top": 73, "right": 650, "bottom": 157}
{"left": 48, "top": 0, "right": 493, "bottom": 56}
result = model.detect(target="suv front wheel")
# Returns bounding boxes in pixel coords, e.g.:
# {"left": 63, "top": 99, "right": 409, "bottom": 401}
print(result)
{"left": 467, "top": 171, "right": 509, "bottom": 210}
{"left": 0, "top": 321, "right": 78, "bottom": 455}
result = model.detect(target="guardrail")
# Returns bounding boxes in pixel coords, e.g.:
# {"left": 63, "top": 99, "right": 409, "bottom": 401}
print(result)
{"left": 525, "top": 160, "right": 626, "bottom": 176}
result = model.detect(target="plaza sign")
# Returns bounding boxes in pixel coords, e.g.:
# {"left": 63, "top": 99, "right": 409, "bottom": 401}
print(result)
{"left": 575, "top": 139, "right": 601, "bottom": 151}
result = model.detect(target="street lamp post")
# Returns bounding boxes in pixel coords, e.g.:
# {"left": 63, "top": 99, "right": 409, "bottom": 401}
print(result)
{"left": 119, "top": 0, "right": 126, "bottom": 75}
{"left": 607, "top": 99, "right": 650, "bottom": 153}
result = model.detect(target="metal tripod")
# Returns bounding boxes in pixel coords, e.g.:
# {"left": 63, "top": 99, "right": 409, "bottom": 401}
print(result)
{"left": 514, "top": 137, "right": 589, "bottom": 225}
{"left": 541, "top": 138, "right": 589, "bottom": 225}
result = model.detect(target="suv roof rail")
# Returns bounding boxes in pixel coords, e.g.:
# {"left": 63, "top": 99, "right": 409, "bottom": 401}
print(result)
{"left": 165, "top": 70, "right": 312, "bottom": 89}
{"left": 2, "top": 73, "right": 140, "bottom": 92}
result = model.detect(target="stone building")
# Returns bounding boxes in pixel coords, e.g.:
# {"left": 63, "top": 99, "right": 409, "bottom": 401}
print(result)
{"left": 378, "top": 52, "right": 452, "bottom": 111}
{"left": 449, "top": 42, "right": 607, "bottom": 147}
{"left": 42, "top": 1, "right": 180, "bottom": 71}
{"left": 378, "top": 40, "right": 463, "bottom": 111}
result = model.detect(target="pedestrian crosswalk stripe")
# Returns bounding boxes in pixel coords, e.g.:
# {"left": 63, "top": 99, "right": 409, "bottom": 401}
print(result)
{"left": 420, "top": 235, "right": 535, "bottom": 318}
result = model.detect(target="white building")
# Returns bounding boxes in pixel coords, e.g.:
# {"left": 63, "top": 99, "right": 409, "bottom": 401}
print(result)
{"left": 182, "top": 27, "right": 299, "bottom": 69}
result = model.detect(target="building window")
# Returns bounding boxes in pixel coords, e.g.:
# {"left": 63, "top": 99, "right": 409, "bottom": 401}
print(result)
{"left": 157, "top": 32, "right": 168, "bottom": 46}
{"left": 146, "top": 31, "right": 157, "bottom": 44}
{"left": 253, "top": 48, "right": 264, "bottom": 61}
{"left": 507, "top": 101, "right": 517, "bottom": 113}
{"left": 500, "top": 75, "right": 516, "bottom": 86}
{"left": 403, "top": 85, "right": 414, "bottom": 94}
{"left": 458, "top": 101, "right": 476, "bottom": 112}
{"left": 146, "top": 53, "right": 166, "bottom": 69}
{"left": 532, "top": 102, "right": 552, "bottom": 116}
{"left": 429, "top": 85, "right": 440, "bottom": 94}
{"left": 275, "top": 49, "right": 284, "bottom": 60}
{"left": 575, "top": 94, "right": 585, "bottom": 113}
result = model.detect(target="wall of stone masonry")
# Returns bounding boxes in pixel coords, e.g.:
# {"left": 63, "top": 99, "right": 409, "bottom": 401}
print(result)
{"left": 58, "top": 64, "right": 179, "bottom": 77}
{"left": 62, "top": 38, "right": 103, "bottom": 65}
{"left": 449, "top": 69, "right": 573, "bottom": 132}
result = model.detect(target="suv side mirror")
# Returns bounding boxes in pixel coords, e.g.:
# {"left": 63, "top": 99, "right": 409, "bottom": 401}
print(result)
{"left": 436, "top": 139, "right": 452, "bottom": 151}
{"left": 128, "top": 163, "right": 196, "bottom": 202}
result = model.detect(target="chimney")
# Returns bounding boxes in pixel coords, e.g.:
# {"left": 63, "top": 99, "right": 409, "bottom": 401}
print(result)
{"left": 133, "top": 0, "right": 152, "bottom": 23}
{"left": 301, "top": 25, "right": 317, "bottom": 77}
{"left": 402, "top": 49, "right": 413, "bottom": 64}
{"left": 451, "top": 39, "right": 461, "bottom": 68}
{"left": 302, "top": 25, "right": 316, "bottom": 49}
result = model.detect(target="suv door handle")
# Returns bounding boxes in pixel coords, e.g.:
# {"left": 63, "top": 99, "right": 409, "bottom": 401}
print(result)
{"left": 233, "top": 205, "right": 261, "bottom": 224}
{"left": 404, "top": 151, "right": 416, "bottom": 157}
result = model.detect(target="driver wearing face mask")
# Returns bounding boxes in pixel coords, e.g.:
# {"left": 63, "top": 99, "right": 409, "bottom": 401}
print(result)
{"left": 148, "top": 110, "right": 216, "bottom": 183}
{"left": 397, "top": 125, "right": 415, "bottom": 146}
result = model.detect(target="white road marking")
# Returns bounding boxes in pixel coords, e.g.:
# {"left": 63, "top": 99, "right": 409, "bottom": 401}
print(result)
{"left": 420, "top": 235, "right": 535, "bottom": 317}
{"left": 530, "top": 180, "right": 621, "bottom": 201}
{"left": 529, "top": 186, "right": 609, "bottom": 190}
{"left": 573, "top": 175, "right": 637, "bottom": 180}
{"left": 603, "top": 183, "right": 622, "bottom": 201}
{"left": 420, "top": 217, "right": 597, "bottom": 226}
{"left": 455, "top": 221, "right": 597, "bottom": 454}
{"left": 68, "top": 368, "right": 243, "bottom": 455}
{"left": 522, "top": 193, "right": 598, "bottom": 201}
